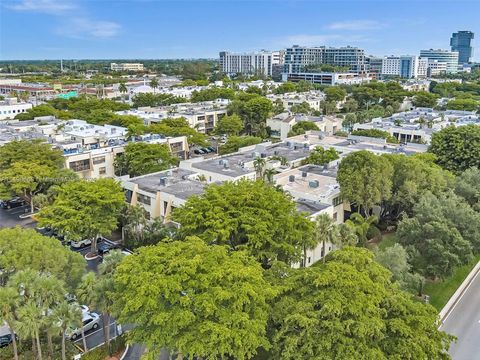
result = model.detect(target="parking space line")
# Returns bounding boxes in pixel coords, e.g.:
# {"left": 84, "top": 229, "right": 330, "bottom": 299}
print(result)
{"left": 73, "top": 322, "right": 117, "bottom": 342}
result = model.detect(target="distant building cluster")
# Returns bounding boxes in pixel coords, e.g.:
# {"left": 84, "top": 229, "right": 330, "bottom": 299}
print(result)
{"left": 219, "top": 30, "right": 475, "bottom": 81}
{"left": 110, "top": 63, "right": 144, "bottom": 72}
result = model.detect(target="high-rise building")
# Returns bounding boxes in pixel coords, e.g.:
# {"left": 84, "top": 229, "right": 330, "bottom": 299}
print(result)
{"left": 219, "top": 51, "right": 282, "bottom": 77}
{"left": 283, "top": 45, "right": 366, "bottom": 74}
{"left": 450, "top": 31, "right": 474, "bottom": 64}
{"left": 381, "top": 55, "right": 428, "bottom": 78}
{"left": 419, "top": 49, "right": 459, "bottom": 73}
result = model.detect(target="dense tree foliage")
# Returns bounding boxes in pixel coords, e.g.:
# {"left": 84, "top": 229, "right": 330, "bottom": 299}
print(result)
{"left": 445, "top": 98, "right": 479, "bottom": 111}
{"left": 173, "top": 180, "right": 314, "bottom": 267}
{"left": 190, "top": 87, "right": 236, "bottom": 102}
{"left": 429, "top": 125, "right": 480, "bottom": 173}
{"left": 214, "top": 114, "right": 244, "bottom": 136}
{"left": 412, "top": 91, "right": 439, "bottom": 108}
{"left": 337, "top": 151, "right": 393, "bottom": 216}
{"left": 219, "top": 136, "right": 262, "bottom": 155}
{"left": 38, "top": 178, "right": 125, "bottom": 254}
{"left": 114, "top": 142, "right": 178, "bottom": 177}
{"left": 325, "top": 86, "right": 347, "bottom": 102}
{"left": 302, "top": 146, "right": 339, "bottom": 166}
{"left": 132, "top": 93, "right": 187, "bottom": 107}
{"left": 228, "top": 94, "right": 273, "bottom": 137}
{"left": 149, "top": 117, "right": 207, "bottom": 146}
{"left": 287, "top": 121, "right": 319, "bottom": 137}
{"left": 114, "top": 237, "right": 275, "bottom": 360}
{"left": 455, "top": 167, "right": 480, "bottom": 211}
{"left": 269, "top": 247, "right": 453, "bottom": 360}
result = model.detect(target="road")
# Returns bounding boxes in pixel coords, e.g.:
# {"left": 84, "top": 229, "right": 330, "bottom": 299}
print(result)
{"left": 440, "top": 267, "right": 480, "bottom": 359}
{"left": 73, "top": 317, "right": 120, "bottom": 352}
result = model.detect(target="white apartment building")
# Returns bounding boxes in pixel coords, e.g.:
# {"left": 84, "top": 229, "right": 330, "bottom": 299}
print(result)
{"left": 282, "top": 72, "right": 372, "bottom": 86}
{"left": 419, "top": 49, "right": 459, "bottom": 74}
{"left": 267, "top": 112, "right": 342, "bottom": 140}
{"left": 110, "top": 63, "right": 144, "bottom": 72}
{"left": 219, "top": 50, "right": 282, "bottom": 77}
{"left": 0, "top": 98, "right": 32, "bottom": 120}
{"left": 267, "top": 90, "right": 325, "bottom": 111}
{"left": 427, "top": 60, "right": 448, "bottom": 76}
{"left": 381, "top": 56, "right": 428, "bottom": 78}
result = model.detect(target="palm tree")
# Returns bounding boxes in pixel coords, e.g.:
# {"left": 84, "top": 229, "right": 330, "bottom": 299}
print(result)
{"left": 122, "top": 205, "right": 149, "bottom": 244}
{"left": 76, "top": 273, "right": 97, "bottom": 352}
{"left": 345, "top": 212, "right": 378, "bottom": 246}
{"left": 17, "top": 301, "right": 43, "bottom": 360}
{"left": 0, "top": 287, "right": 20, "bottom": 360}
{"left": 119, "top": 82, "right": 128, "bottom": 102}
{"left": 53, "top": 302, "right": 82, "bottom": 360}
{"left": 263, "top": 168, "right": 276, "bottom": 183}
{"left": 253, "top": 157, "right": 266, "bottom": 179}
{"left": 315, "top": 214, "right": 341, "bottom": 263}
{"left": 150, "top": 78, "right": 159, "bottom": 94}
{"left": 338, "top": 223, "right": 358, "bottom": 247}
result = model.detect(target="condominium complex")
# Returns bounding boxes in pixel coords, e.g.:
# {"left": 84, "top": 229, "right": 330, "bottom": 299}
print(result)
{"left": 219, "top": 50, "right": 283, "bottom": 77}
{"left": 419, "top": 49, "right": 459, "bottom": 73}
{"left": 381, "top": 55, "right": 428, "bottom": 78}
{"left": 283, "top": 45, "right": 367, "bottom": 73}
{"left": 0, "top": 98, "right": 33, "bottom": 120}
{"left": 450, "top": 31, "right": 474, "bottom": 64}
{"left": 110, "top": 63, "right": 145, "bottom": 72}
{"left": 282, "top": 72, "right": 372, "bottom": 86}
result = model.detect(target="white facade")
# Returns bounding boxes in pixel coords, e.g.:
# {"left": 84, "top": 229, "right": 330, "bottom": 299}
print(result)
{"left": 427, "top": 60, "right": 448, "bottom": 76}
{"left": 219, "top": 51, "right": 282, "bottom": 77}
{"left": 0, "top": 98, "right": 33, "bottom": 120}
{"left": 381, "top": 56, "right": 428, "bottom": 78}
{"left": 110, "top": 63, "right": 144, "bottom": 72}
{"left": 419, "top": 49, "right": 459, "bottom": 74}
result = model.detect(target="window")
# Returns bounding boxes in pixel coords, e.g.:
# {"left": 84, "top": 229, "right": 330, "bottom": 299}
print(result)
{"left": 333, "top": 212, "right": 338, "bottom": 221}
{"left": 93, "top": 156, "right": 106, "bottom": 164}
{"left": 99, "top": 167, "right": 106, "bottom": 175}
{"left": 332, "top": 196, "right": 343, "bottom": 207}
{"left": 69, "top": 159, "right": 90, "bottom": 172}
{"left": 137, "top": 194, "right": 151, "bottom": 205}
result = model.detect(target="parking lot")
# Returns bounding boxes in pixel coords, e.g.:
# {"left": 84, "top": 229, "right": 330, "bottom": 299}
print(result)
{"left": 0, "top": 204, "right": 37, "bottom": 228}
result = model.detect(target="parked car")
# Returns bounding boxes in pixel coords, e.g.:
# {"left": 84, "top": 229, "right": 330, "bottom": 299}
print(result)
{"left": 98, "top": 242, "right": 119, "bottom": 256}
{"left": 70, "top": 238, "right": 92, "bottom": 249}
{"left": 207, "top": 146, "right": 216, "bottom": 152}
{"left": 1, "top": 198, "right": 26, "bottom": 209}
{"left": 66, "top": 312, "right": 100, "bottom": 340}
{"left": 201, "top": 147, "right": 212, "bottom": 153}
{"left": 193, "top": 149, "right": 201, "bottom": 155}
{"left": 0, "top": 324, "right": 14, "bottom": 348}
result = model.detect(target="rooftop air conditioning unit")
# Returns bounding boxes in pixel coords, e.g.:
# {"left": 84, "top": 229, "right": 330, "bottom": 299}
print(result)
{"left": 309, "top": 180, "right": 319, "bottom": 188}
{"left": 302, "top": 171, "right": 307, "bottom": 178}
{"left": 159, "top": 177, "right": 168, "bottom": 186}
{"left": 289, "top": 175, "right": 295, "bottom": 182}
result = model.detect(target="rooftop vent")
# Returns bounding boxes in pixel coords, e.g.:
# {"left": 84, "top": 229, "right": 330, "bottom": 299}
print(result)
{"left": 302, "top": 171, "right": 307, "bottom": 178}
{"left": 289, "top": 175, "right": 295, "bottom": 182}
{"left": 159, "top": 176, "right": 168, "bottom": 186}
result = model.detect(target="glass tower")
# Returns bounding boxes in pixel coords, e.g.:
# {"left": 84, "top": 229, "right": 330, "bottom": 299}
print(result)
{"left": 450, "top": 31, "right": 474, "bottom": 64}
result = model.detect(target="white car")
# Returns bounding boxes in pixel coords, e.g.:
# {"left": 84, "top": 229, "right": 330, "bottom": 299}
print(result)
{"left": 70, "top": 238, "right": 92, "bottom": 249}
{"left": 67, "top": 312, "right": 100, "bottom": 340}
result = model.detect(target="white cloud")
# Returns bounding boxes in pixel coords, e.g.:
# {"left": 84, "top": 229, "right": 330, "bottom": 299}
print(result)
{"left": 7, "top": 0, "right": 76, "bottom": 14}
{"left": 58, "top": 18, "right": 121, "bottom": 39}
{"left": 277, "top": 34, "right": 370, "bottom": 47}
{"left": 326, "top": 20, "right": 386, "bottom": 31}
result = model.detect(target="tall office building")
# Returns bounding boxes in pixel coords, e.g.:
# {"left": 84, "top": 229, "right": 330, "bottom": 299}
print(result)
{"left": 219, "top": 51, "right": 282, "bottom": 77}
{"left": 283, "top": 45, "right": 366, "bottom": 74}
{"left": 450, "top": 31, "right": 474, "bottom": 64}
{"left": 419, "top": 49, "right": 459, "bottom": 73}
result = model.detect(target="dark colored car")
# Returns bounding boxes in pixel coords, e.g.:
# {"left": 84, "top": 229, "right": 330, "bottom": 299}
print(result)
{"left": 1, "top": 198, "right": 26, "bottom": 209}
{"left": 201, "top": 147, "right": 212, "bottom": 153}
{"left": 0, "top": 333, "right": 14, "bottom": 348}
{"left": 98, "top": 242, "right": 119, "bottom": 256}
{"left": 207, "top": 146, "right": 216, "bottom": 152}
{"left": 193, "top": 149, "right": 201, "bottom": 155}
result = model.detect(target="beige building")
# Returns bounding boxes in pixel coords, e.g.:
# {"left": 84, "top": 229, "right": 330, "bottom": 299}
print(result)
{"left": 267, "top": 113, "right": 342, "bottom": 140}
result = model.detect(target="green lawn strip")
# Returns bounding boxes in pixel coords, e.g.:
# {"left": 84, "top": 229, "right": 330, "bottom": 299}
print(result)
{"left": 424, "top": 255, "right": 480, "bottom": 311}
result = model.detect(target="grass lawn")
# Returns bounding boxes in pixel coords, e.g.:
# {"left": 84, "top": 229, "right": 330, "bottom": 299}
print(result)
{"left": 377, "top": 232, "right": 397, "bottom": 250}
{"left": 424, "top": 255, "right": 480, "bottom": 311}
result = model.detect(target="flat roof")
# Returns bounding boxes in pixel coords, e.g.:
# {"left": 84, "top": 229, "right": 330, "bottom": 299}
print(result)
{"left": 296, "top": 199, "right": 331, "bottom": 215}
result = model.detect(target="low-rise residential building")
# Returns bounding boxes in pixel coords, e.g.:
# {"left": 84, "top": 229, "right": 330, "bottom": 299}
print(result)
{"left": 0, "top": 98, "right": 33, "bottom": 120}
{"left": 267, "top": 112, "right": 342, "bottom": 140}
{"left": 352, "top": 108, "right": 480, "bottom": 144}
{"left": 118, "top": 99, "right": 229, "bottom": 133}
{"left": 267, "top": 90, "right": 325, "bottom": 111}
{"left": 282, "top": 72, "right": 372, "bottom": 86}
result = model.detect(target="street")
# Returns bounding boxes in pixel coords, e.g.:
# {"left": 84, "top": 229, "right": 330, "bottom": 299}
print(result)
{"left": 73, "top": 317, "right": 120, "bottom": 352}
{"left": 440, "top": 268, "right": 480, "bottom": 359}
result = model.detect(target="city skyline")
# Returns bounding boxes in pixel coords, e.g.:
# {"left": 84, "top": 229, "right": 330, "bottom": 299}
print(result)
{"left": 0, "top": 0, "right": 479, "bottom": 61}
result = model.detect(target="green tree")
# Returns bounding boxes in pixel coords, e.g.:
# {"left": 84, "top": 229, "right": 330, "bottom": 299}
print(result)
{"left": 429, "top": 125, "right": 480, "bottom": 173}
{"left": 0, "top": 287, "right": 20, "bottom": 360}
{"left": 345, "top": 213, "right": 378, "bottom": 246}
{"left": 302, "top": 146, "right": 339, "bottom": 166}
{"left": 214, "top": 114, "right": 243, "bottom": 136}
{"left": 149, "top": 117, "right": 208, "bottom": 146}
{"left": 0, "top": 227, "right": 85, "bottom": 288}
{"left": 243, "top": 97, "right": 273, "bottom": 136}
{"left": 172, "top": 180, "right": 314, "bottom": 267}
{"left": 290, "top": 101, "right": 312, "bottom": 114}
{"left": 342, "top": 98, "right": 359, "bottom": 113}
{"left": 412, "top": 91, "right": 438, "bottom": 108}
{"left": 115, "top": 142, "right": 178, "bottom": 177}
{"left": 446, "top": 98, "right": 479, "bottom": 111}
{"left": 219, "top": 135, "right": 262, "bottom": 155}
{"left": 287, "top": 121, "right": 319, "bottom": 137}
{"left": 342, "top": 113, "right": 357, "bottom": 130}
{"left": 17, "top": 301, "right": 44, "bottom": 360}
{"left": 52, "top": 302, "right": 82, "bottom": 360}
{"left": 269, "top": 247, "right": 453, "bottom": 360}
{"left": 325, "top": 86, "right": 347, "bottom": 102}
{"left": 114, "top": 237, "right": 275, "bottom": 360}
{"left": 455, "top": 167, "right": 480, "bottom": 210}
{"left": 315, "top": 213, "right": 341, "bottom": 263}
{"left": 337, "top": 151, "right": 393, "bottom": 216}
{"left": 0, "top": 139, "right": 63, "bottom": 170}
{"left": 150, "top": 78, "right": 159, "bottom": 94}
{"left": 272, "top": 98, "right": 285, "bottom": 114}
{"left": 118, "top": 82, "right": 128, "bottom": 102}
{"left": 253, "top": 157, "right": 266, "bottom": 179}
{"left": 38, "top": 178, "right": 125, "bottom": 255}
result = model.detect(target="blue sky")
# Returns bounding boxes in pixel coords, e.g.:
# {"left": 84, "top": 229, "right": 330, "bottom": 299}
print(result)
{"left": 1, "top": 0, "right": 479, "bottom": 60}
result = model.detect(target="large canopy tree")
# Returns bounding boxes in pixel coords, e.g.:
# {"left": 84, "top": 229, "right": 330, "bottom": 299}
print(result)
{"left": 38, "top": 178, "right": 125, "bottom": 254}
{"left": 337, "top": 150, "right": 393, "bottom": 216}
{"left": 114, "top": 237, "right": 275, "bottom": 360}
{"left": 269, "top": 247, "right": 453, "bottom": 360}
{"left": 172, "top": 180, "right": 314, "bottom": 267}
